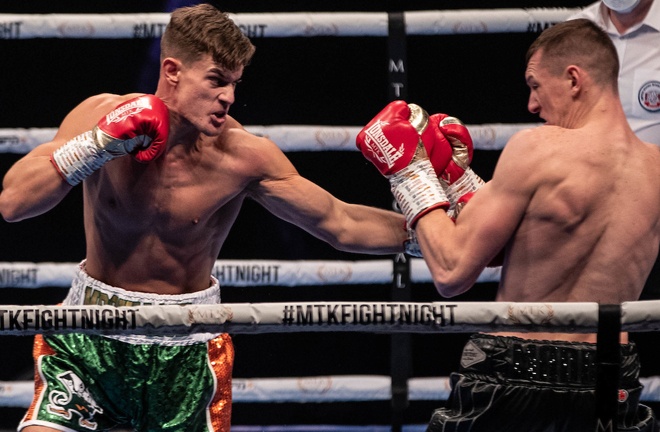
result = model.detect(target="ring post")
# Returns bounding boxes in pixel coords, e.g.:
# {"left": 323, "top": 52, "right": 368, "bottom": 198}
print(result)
{"left": 387, "top": 9, "right": 410, "bottom": 432}
{"left": 595, "top": 304, "right": 621, "bottom": 432}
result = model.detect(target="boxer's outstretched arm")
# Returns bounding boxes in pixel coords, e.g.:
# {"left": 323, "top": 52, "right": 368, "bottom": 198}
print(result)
{"left": 247, "top": 138, "right": 408, "bottom": 255}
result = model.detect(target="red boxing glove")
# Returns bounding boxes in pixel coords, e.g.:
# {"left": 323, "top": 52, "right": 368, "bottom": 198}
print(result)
{"left": 356, "top": 100, "right": 424, "bottom": 176}
{"left": 51, "top": 95, "right": 170, "bottom": 186}
{"left": 422, "top": 113, "right": 484, "bottom": 218}
{"left": 97, "top": 94, "right": 169, "bottom": 163}
{"left": 419, "top": 114, "right": 454, "bottom": 178}
{"left": 357, "top": 101, "right": 449, "bottom": 227}
{"left": 420, "top": 114, "right": 472, "bottom": 181}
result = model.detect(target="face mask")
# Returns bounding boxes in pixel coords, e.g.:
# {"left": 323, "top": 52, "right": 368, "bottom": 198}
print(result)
{"left": 602, "top": 0, "right": 641, "bottom": 13}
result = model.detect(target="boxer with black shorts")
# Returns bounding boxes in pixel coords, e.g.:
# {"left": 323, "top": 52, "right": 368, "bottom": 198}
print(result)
{"left": 357, "top": 19, "right": 660, "bottom": 431}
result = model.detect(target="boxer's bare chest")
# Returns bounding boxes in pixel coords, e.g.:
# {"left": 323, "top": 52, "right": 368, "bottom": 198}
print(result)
{"left": 86, "top": 145, "right": 249, "bottom": 237}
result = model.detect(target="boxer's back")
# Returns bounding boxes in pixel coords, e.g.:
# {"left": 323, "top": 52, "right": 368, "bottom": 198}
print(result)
{"left": 500, "top": 123, "right": 660, "bottom": 303}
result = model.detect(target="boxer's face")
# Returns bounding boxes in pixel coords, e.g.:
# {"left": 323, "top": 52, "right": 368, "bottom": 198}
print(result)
{"left": 172, "top": 54, "right": 243, "bottom": 136}
{"left": 525, "top": 50, "right": 572, "bottom": 126}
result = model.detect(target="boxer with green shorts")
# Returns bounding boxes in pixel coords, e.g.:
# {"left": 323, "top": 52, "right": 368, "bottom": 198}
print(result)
{"left": 19, "top": 262, "right": 233, "bottom": 431}
{"left": 0, "top": 3, "right": 409, "bottom": 431}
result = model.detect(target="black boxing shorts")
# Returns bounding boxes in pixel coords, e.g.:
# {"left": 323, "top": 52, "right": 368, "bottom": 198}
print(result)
{"left": 427, "top": 334, "right": 656, "bottom": 432}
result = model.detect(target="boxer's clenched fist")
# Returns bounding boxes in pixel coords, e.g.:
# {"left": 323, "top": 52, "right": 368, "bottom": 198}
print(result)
{"left": 421, "top": 113, "right": 485, "bottom": 218}
{"left": 51, "top": 94, "right": 170, "bottom": 186}
{"left": 356, "top": 101, "right": 449, "bottom": 227}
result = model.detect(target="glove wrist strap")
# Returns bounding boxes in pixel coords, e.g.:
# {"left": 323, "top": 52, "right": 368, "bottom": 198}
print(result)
{"left": 390, "top": 159, "right": 449, "bottom": 228}
{"left": 50, "top": 128, "right": 116, "bottom": 186}
{"left": 443, "top": 168, "right": 484, "bottom": 202}
{"left": 443, "top": 167, "right": 485, "bottom": 216}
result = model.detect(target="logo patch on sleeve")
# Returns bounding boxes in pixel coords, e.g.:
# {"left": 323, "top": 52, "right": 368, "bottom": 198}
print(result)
{"left": 638, "top": 81, "right": 660, "bottom": 112}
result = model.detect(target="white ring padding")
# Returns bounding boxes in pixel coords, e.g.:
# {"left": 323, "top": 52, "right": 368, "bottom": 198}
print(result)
{"left": 4, "top": 375, "right": 660, "bottom": 407}
{"left": 0, "top": 9, "right": 581, "bottom": 39}
{"left": 0, "top": 124, "right": 538, "bottom": 154}
{"left": 0, "top": 300, "right": 643, "bottom": 336}
{"left": 0, "top": 260, "right": 501, "bottom": 289}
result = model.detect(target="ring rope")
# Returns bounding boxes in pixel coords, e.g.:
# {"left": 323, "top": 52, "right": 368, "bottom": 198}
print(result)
{"left": 0, "top": 124, "right": 539, "bottom": 154}
{"left": 0, "top": 9, "right": 580, "bottom": 39}
{"left": 3, "top": 375, "right": 660, "bottom": 408}
{"left": 2, "top": 300, "right": 660, "bottom": 336}
{"left": 0, "top": 260, "right": 502, "bottom": 289}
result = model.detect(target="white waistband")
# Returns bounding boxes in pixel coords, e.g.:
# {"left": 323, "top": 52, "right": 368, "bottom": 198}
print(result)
{"left": 63, "top": 262, "right": 221, "bottom": 307}
{"left": 61, "top": 261, "right": 223, "bottom": 345}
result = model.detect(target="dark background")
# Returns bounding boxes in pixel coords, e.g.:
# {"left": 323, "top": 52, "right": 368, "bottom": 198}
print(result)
{"left": 1, "top": 0, "right": 659, "bottom": 429}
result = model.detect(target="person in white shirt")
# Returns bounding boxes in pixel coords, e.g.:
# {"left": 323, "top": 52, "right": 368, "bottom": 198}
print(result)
{"left": 570, "top": 0, "right": 660, "bottom": 145}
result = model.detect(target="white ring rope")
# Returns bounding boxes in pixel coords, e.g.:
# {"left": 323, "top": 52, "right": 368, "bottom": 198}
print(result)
{"left": 0, "top": 124, "right": 538, "bottom": 154}
{"left": 2, "top": 299, "right": 659, "bottom": 405}
{"left": 1, "top": 300, "right": 659, "bottom": 336}
{"left": 1, "top": 297, "right": 660, "bottom": 404}
{"left": 0, "top": 9, "right": 581, "bottom": 39}
{"left": 0, "top": 260, "right": 501, "bottom": 289}
{"left": 3, "top": 375, "right": 660, "bottom": 407}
